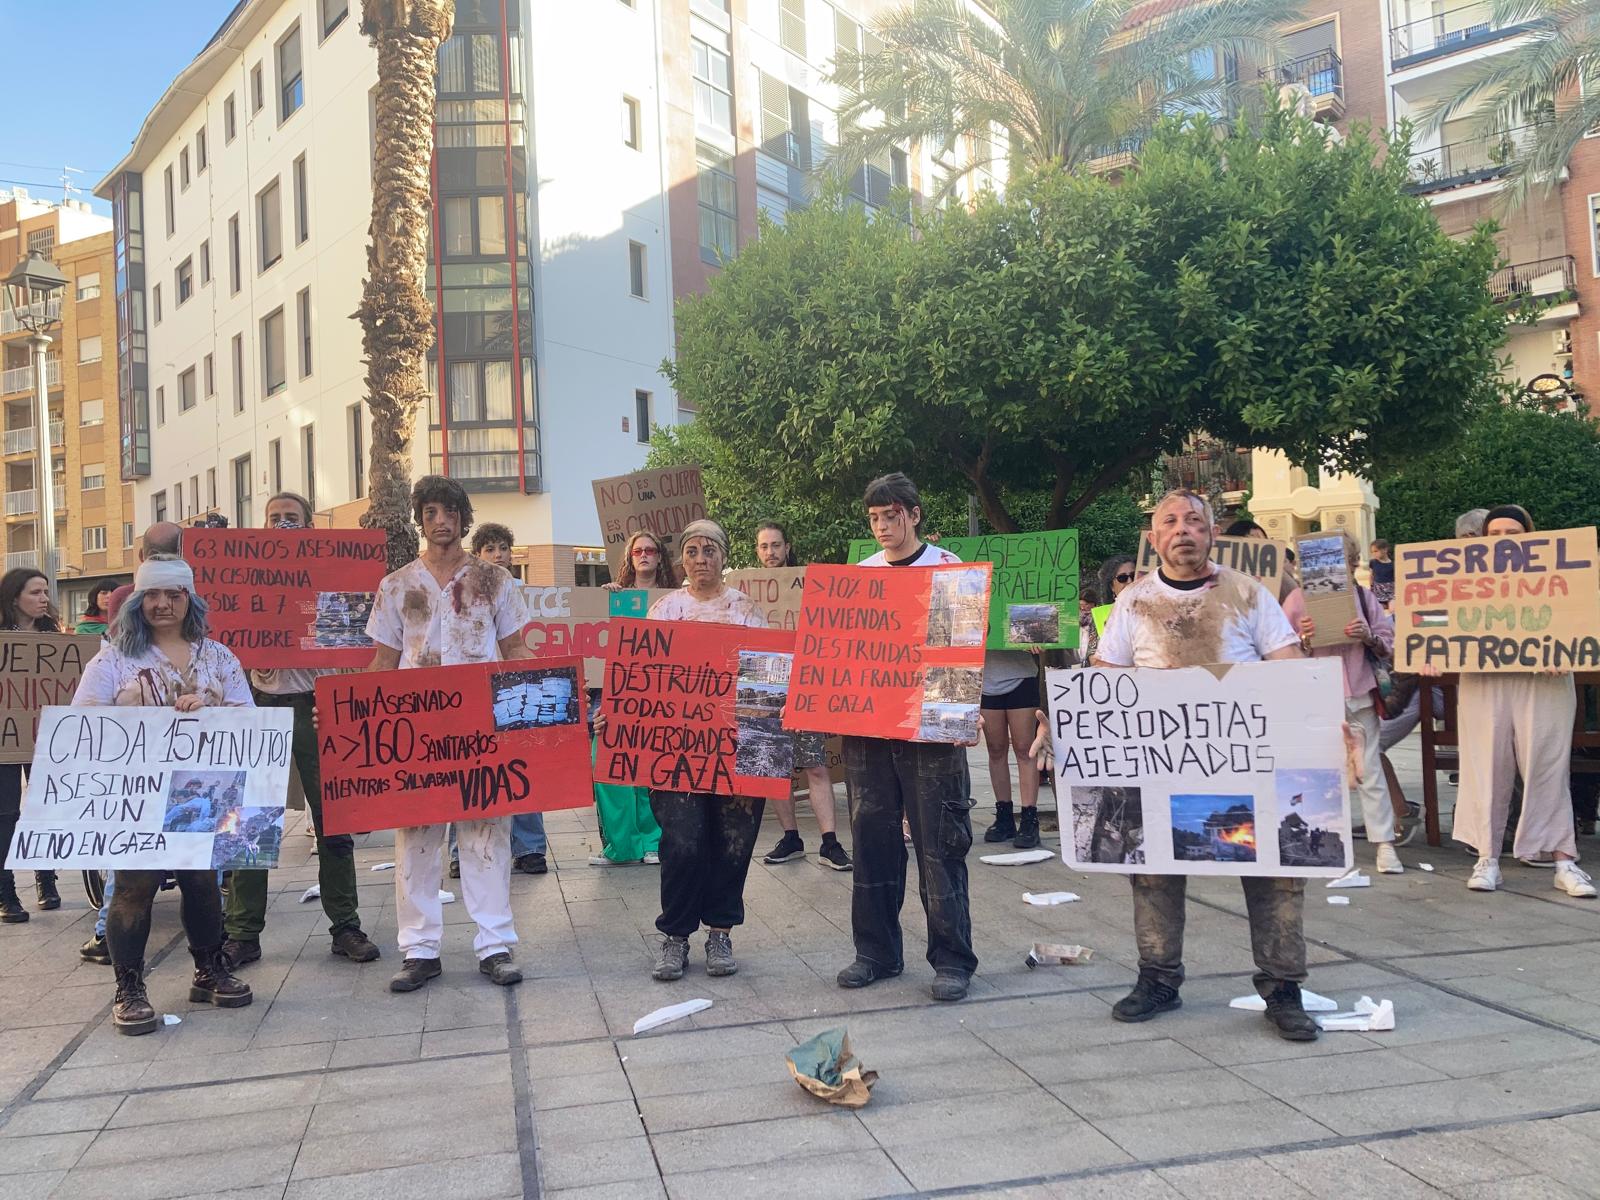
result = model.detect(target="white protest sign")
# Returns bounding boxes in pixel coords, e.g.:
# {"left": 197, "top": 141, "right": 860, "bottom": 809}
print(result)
{"left": 8, "top": 706, "right": 295, "bottom": 870}
{"left": 1046, "top": 660, "right": 1351, "bottom": 878}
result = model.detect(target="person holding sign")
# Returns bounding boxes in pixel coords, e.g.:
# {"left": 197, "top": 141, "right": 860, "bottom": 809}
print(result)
{"left": 641, "top": 519, "right": 771, "bottom": 982}
{"left": 363, "top": 477, "right": 534, "bottom": 992}
{"left": 73, "top": 556, "right": 254, "bottom": 1036}
{"left": 605, "top": 530, "right": 680, "bottom": 592}
{"left": 1063, "top": 490, "right": 1320, "bottom": 1040}
{"left": 0, "top": 569, "right": 65, "bottom": 922}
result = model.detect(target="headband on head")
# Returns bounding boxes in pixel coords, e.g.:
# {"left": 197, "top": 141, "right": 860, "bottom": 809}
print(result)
{"left": 1484, "top": 505, "right": 1534, "bottom": 533}
{"left": 678, "top": 519, "right": 728, "bottom": 556}
{"left": 134, "top": 558, "right": 196, "bottom": 594}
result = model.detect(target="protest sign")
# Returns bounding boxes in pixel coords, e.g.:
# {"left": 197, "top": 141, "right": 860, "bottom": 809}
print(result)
{"left": 785, "top": 563, "right": 992, "bottom": 744}
{"left": 316, "top": 657, "right": 592, "bottom": 834}
{"left": 8, "top": 706, "right": 294, "bottom": 870}
{"left": 1136, "top": 533, "right": 1289, "bottom": 596}
{"left": 592, "top": 466, "right": 707, "bottom": 575}
{"left": 1296, "top": 533, "right": 1358, "bottom": 648}
{"left": 185, "top": 528, "right": 388, "bottom": 669}
{"left": 1046, "top": 659, "right": 1350, "bottom": 878}
{"left": 522, "top": 587, "right": 670, "bottom": 688}
{"left": 849, "top": 532, "right": 1079, "bottom": 649}
{"left": 1393, "top": 527, "right": 1600, "bottom": 672}
{"left": 0, "top": 633, "right": 101, "bottom": 765}
{"left": 595, "top": 619, "right": 796, "bottom": 798}
{"left": 726, "top": 567, "right": 808, "bottom": 631}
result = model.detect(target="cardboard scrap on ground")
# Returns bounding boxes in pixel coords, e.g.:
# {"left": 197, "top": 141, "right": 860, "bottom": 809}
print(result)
{"left": 633, "top": 998, "right": 712, "bottom": 1036}
{"left": 786, "top": 1028, "right": 878, "bottom": 1109}
{"left": 1327, "top": 870, "right": 1370, "bottom": 889}
{"left": 1319, "top": 996, "right": 1395, "bottom": 1032}
{"left": 1328, "top": 896, "right": 1351, "bottom": 906}
{"left": 1025, "top": 943, "right": 1094, "bottom": 969}
{"left": 1022, "top": 891, "right": 1080, "bottom": 906}
{"left": 981, "top": 850, "right": 1054, "bottom": 866}
{"left": 1230, "top": 989, "right": 1338, "bottom": 1013}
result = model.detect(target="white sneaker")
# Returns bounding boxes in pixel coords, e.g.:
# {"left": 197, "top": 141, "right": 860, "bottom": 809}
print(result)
{"left": 1554, "top": 861, "right": 1597, "bottom": 898}
{"left": 587, "top": 854, "right": 637, "bottom": 867}
{"left": 1375, "top": 844, "right": 1404, "bottom": 874}
{"left": 1468, "top": 857, "right": 1501, "bottom": 892}
{"left": 642, "top": 851, "right": 660, "bottom": 865}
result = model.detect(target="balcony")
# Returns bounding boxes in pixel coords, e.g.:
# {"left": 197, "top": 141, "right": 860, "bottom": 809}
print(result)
{"left": 1403, "top": 124, "right": 1539, "bottom": 194}
{"left": 1261, "top": 49, "right": 1343, "bottom": 120}
{"left": 0, "top": 357, "right": 62, "bottom": 396}
{"left": 3, "top": 485, "right": 67, "bottom": 517}
{"left": 1489, "top": 255, "right": 1576, "bottom": 304}
{"left": 0, "top": 298, "right": 61, "bottom": 336}
{"left": 1083, "top": 133, "right": 1146, "bottom": 175}
{"left": 2, "top": 421, "right": 65, "bottom": 456}
{"left": 5, "top": 550, "right": 60, "bottom": 572}
{"left": 1390, "top": 2, "right": 1534, "bottom": 70}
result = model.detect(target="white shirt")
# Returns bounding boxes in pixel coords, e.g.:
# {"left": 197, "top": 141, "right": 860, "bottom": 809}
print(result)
{"left": 365, "top": 556, "right": 529, "bottom": 668}
{"left": 251, "top": 667, "right": 335, "bottom": 696}
{"left": 647, "top": 587, "right": 768, "bottom": 628}
{"left": 1096, "top": 565, "right": 1297, "bottom": 669}
{"left": 74, "top": 639, "right": 254, "bottom": 708}
{"left": 857, "top": 543, "right": 963, "bottom": 568}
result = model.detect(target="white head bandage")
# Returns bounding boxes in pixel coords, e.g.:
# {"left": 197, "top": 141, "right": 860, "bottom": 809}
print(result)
{"left": 134, "top": 558, "right": 196, "bottom": 594}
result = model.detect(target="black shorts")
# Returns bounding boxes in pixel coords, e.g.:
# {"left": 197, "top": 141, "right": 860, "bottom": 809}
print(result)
{"left": 980, "top": 676, "right": 1039, "bottom": 711}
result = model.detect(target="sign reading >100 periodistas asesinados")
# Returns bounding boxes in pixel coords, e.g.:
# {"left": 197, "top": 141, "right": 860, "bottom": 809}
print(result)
{"left": 1393, "top": 527, "right": 1600, "bottom": 672}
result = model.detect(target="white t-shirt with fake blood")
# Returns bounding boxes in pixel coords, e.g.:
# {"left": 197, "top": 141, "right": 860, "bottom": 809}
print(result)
{"left": 1096, "top": 564, "right": 1297, "bottom": 669}
{"left": 856, "top": 543, "right": 963, "bottom": 568}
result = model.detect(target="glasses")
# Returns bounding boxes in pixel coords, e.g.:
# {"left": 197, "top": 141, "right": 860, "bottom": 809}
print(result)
{"left": 631, "top": 546, "right": 660, "bottom": 558}
{"left": 1114, "top": 572, "right": 1134, "bottom": 583}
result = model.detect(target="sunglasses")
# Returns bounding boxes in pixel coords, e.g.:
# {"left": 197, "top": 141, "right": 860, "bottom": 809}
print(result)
{"left": 631, "top": 546, "right": 660, "bottom": 558}
{"left": 1115, "top": 572, "right": 1135, "bottom": 583}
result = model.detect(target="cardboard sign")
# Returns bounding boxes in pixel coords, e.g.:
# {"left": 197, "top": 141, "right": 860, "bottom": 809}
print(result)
{"left": 1393, "top": 527, "right": 1600, "bottom": 672}
{"left": 595, "top": 619, "right": 797, "bottom": 799}
{"left": 8, "top": 705, "right": 294, "bottom": 869}
{"left": 785, "top": 563, "right": 992, "bottom": 745}
{"left": 1046, "top": 660, "right": 1351, "bottom": 877}
{"left": 1295, "top": 533, "right": 1358, "bottom": 648}
{"left": 522, "top": 587, "right": 671, "bottom": 688}
{"left": 316, "top": 658, "right": 592, "bottom": 834}
{"left": 592, "top": 466, "right": 707, "bottom": 575}
{"left": 185, "top": 528, "right": 388, "bottom": 668}
{"left": 726, "top": 567, "right": 808, "bottom": 631}
{"left": 849, "top": 532, "right": 1079, "bottom": 649}
{"left": 1136, "top": 533, "right": 1289, "bottom": 597}
{"left": 0, "top": 634, "right": 101, "bottom": 765}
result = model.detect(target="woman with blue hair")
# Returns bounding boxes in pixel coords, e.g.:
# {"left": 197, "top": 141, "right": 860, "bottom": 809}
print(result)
{"left": 73, "top": 555, "right": 256, "bottom": 1035}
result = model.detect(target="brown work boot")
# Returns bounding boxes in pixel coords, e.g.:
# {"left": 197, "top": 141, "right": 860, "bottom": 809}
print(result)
{"left": 113, "top": 963, "right": 159, "bottom": 1036}
{"left": 189, "top": 946, "right": 253, "bottom": 1008}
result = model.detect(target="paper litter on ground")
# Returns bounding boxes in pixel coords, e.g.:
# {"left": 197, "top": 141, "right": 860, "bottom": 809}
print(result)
{"left": 1318, "top": 995, "right": 1395, "bottom": 1032}
{"left": 980, "top": 850, "right": 1054, "bottom": 866}
{"left": 1419, "top": 863, "right": 1435, "bottom": 872}
{"left": 1022, "top": 891, "right": 1079, "bottom": 906}
{"left": 786, "top": 1028, "right": 878, "bottom": 1109}
{"left": 1326, "top": 870, "right": 1371, "bottom": 889}
{"left": 633, "top": 998, "right": 712, "bottom": 1035}
{"left": 1026, "top": 943, "right": 1093, "bottom": 968}
{"left": 299, "top": 885, "right": 321, "bottom": 903}
{"left": 1327, "top": 896, "right": 1351, "bottom": 906}
{"left": 1230, "top": 989, "right": 1338, "bottom": 1012}
{"left": 162, "top": 1014, "right": 181, "bottom": 1026}
{"left": 370, "top": 862, "right": 395, "bottom": 872}
{"left": 438, "top": 890, "right": 456, "bottom": 904}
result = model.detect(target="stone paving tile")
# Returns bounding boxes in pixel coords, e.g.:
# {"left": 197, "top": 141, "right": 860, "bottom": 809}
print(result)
{"left": 1232, "top": 1046, "right": 1450, "bottom": 1098}
{"left": 1447, "top": 1179, "right": 1594, "bottom": 1200}
{"left": 104, "top": 1073, "right": 324, "bottom": 1127}
{"left": 0, "top": 1093, "right": 121, "bottom": 1137}
{"left": 76, "top": 1105, "right": 314, "bottom": 1166}
{"left": 660, "top": 1146, "right": 910, "bottom": 1200}
{"left": 650, "top": 1111, "right": 876, "bottom": 1175}
{"left": 537, "top": 1099, "right": 647, "bottom": 1148}
{"left": 1156, "top": 1156, "right": 1317, "bottom": 1199}
{"left": 137, "top": 1039, "right": 333, "bottom": 1089}
{"left": 1264, "top": 1143, "right": 1453, "bottom": 1198}
{"left": 1091, "top": 1097, "right": 1334, "bottom": 1160}
{"left": 889, "top": 1120, "right": 1132, "bottom": 1192}
{"left": 0, "top": 1129, "right": 95, "bottom": 1174}
{"left": 1390, "top": 1029, "right": 1599, "bottom": 1079}
{"left": 0, "top": 1172, "right": 67, "bottom": 1200}
{"left": 281, "top": 1152, "right": 523, "bottom": 1200}
{"left": 541, "top": 1135, "right": 660, "bottom": 1192}
{"left": 327, "top": 1031, "right": 422, "bottom": 1068}
{"left": 1053, "top": 1065, "right": 1274, "bottom": 1120}
{"left": 636, "top": 1077, "right": 827, "bottom": 1134}
{"left": 1362, "top": 1131, "right": 1538, "bottom": 1191}
{"left": 53, "top": 1141, "right": 301, "bottom": 1200}
{"left": 549, "top": 1182, "right": 668, "bottom": 1200}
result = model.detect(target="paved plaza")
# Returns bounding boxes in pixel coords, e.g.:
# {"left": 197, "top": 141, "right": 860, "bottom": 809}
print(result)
{"left": 2, "top": 738, "right": 1600, "bottom": 1199}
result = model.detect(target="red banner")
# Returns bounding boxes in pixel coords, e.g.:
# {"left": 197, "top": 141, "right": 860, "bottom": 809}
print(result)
{"left": 784, "top": 563, "right": 992, "bottom": 744}
{"left": 316, "top": 657, "right": 593, "bottom": 834}
{"left": 186, "top": 528, "right": 389, "bottom": 669}
{"left": 595, "top": 619, "right": 796, "bottom": 799}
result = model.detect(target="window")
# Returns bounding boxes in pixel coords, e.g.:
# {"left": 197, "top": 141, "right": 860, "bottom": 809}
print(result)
{"left": 190, "top": 474, "right": 200, "bottom": 516}
{"left": 348, "top": 403, "right": 365, "bottom": 498}
{"left": 179, "top": 366, "right": 197, "bottom": 412}
{"left": 759, "top": 74, "right": 809, "bottom": 167}
{"left": 269, "top": 438, "right": 283, "bottom": 493}
{"left": 297, "top": 288, "right": 313, "bottom": 377}
{"left": 258, "top": 180, "right": 282, "bottom": 270}
{"left": 155, "top": 386, "right": 166, "bottom": 426}
{"left": 302, "top": 423, "right": 317, "bottom": 508}
{"left": 152, "top": 283, "right": 162, "bottom": 324}
{"left": 80, "top": 399, "right": 104, "bottom": 427}
{"left": 180, "top": 147, "right": 191, "bottom": 191}
{"left": 163, "top": 165, "right": 175, "bottom": 236}
{"left": 83, "top": 526, "right": 107, "bottom": 553}
{"left": 124, "top": 522, "right": 135, "bottom": 548}
{"left": 228, "top": 214, "right": 241, "bottom": 294}
{"left": 628, "top": 241, "right": 647, "bottom": 298}
{"left": 82, "top": 464, "right": 106, "bottom": 490}
{"left": 262, "top": 308, "right": 287, "bottom": 396}
{"left": 231, "top": 333, "right": 244, "bottom": 412}
{"left": 27, "top": 228, "right": 54, "bottom": 260}
{"left": 320, "top": 0, "right": 348, "bottom": 37}
{"left": 224, "top": 94, "right": 237, "bottom": 143}
{"left": 207, "top": 468, "right": 217, "bottom": 509}
{"left": 691, "top": 39, "right": 733, "bottom": 134}
{"left": 77, "top": 336, "right": 102, "bottom": 364}
{"left": 233, "top": 455, "right": 252, "bottom": 528}
{"left": 1590, "top": 194, "right": 1600, "bottom": 277}
{"left": 75, "top": 272, "right": 100, "bottom": 301}
{"left": 779, "top": 0, "right": 806, "bottom": 55}
{"left": 174, "top": 482, "right": 184, "bottom": 520}
{"left": 293, "top": 154, "right": 309, "bottom": 244}
{"left": 250, "top": 63, "right": 264, "bottom": 113}
{"left": 152, "top": 492, "right": 168, "bottom": 524}
{"left": 278, "top": 24, "right": 304, "bottom": 121}
{"left": 176, "top": 257, "right": 194, "bottom": 305}
{"left": 200, "top": 239, "right": 211, "bottom": 285}
{"left": 697, "top": 144, "right": 737, "bottom": 263}
{"left": 635, "top": 390, "right": 652, "bottom": 444}
{"left": 204, "top": 352, "right": 215, "bottom": 396}
{"left": 441, "top": 194, "right": 507, "bottom": 257}
{"left": 623, "top": 95, "right": 642, "bottom": 149}
{"left": 436, "top": 32, "right": 504, "bottom": 95}
{"left": 196, "top": 127, "right": 208, "bottom": 174}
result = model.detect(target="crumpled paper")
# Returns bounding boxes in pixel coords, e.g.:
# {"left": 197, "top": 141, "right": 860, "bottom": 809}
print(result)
{"left": 1022, "top": 891, "right": 1079, "bottom": 906}
{"left": 633, "top": 998, "right": 712, "bottom": 1035}
{"left": 300, "top": 884, "right": 321, "bottom": 903}
{"left": 1230, "top": 989, "right": 1338, "bottom": 1012}
{"left": 1327, "top": 896, "right": 1351, "bottom": 906}
{"left": 980, "top": 850, "right": 1054, "bottom": 866}
{"left": 786, "top": 1028, "right": 878, "bottom": 1109}
{"left": 1327, "top": 870, "right": 1371, "bottom": 889}
{"left": 1026, "top": 942, "right": 1093, "bottom": 968}
{"left": 1318, "top": 995, "right": 1395, "bottom": 1032}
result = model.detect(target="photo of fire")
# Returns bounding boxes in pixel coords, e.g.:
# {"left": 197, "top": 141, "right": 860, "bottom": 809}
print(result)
{"left": 1169, "top": 794, "right": 1257, "bottom": 863}
{"left": 1275, "top": 767, "right": 1348, "bottom": 868}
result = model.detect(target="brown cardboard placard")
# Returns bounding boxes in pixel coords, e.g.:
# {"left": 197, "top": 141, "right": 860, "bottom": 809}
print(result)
{"left": 1136, "top": 532, "right": 1289, "bottom": 597}
{"left": 0, "top": 633, "right": 101, "bottom": 765}
{"left": 1295, "top": 533, "right": 1358, "bottom": 648}
{"left": 725, "top": 566, "right": 808, "bottom": 632}
{"left": 592, "top": 466, "right": 707, "bottom": 576}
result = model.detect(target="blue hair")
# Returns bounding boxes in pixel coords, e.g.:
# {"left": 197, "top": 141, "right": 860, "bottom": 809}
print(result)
{"left": 114, "top": 588, "right": 211, "bottom": 657}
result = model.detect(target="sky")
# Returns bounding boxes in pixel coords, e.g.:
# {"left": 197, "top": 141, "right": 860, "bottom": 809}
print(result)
{"left": 0, "top": 2, "right": 235, "bottom": 215}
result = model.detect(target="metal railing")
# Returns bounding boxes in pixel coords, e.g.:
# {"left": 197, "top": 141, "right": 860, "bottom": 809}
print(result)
{"left": 5, "top": 550, "right": 60, "bottom": 572}
{"left": 1403, "top": 124, "right": 1539, "bottom": 192}
{"left": 2, "top": 421, "right": 66, "bottom": 455}
{"left": 1390, "top": 2, "right": 1532, "bottom": 67}
{"left": 0, "top": 298, "right": 61, "bottom": 336}
{"left": 1262, "top": 48, "right": 1342, "bottom": 101}
{"left": 1083, "top": 133, "right": 1146, "bottom": 171}
{"left": 3, "top": 484, "right": 67, "bottom": 517}
{"left": 0, "top": 356, "right": 61, "bottom": 395}
{"left": 1489, "top": 255, "right": 1576, "bottom": 303}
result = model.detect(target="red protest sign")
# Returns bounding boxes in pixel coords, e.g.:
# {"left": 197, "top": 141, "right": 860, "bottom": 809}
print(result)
{"left": 784, "top": 563, "right": 992, "bottom": 744}
{"left": 315, "top": 657, "right": 593, "bottom": 834}
{"left": 186, "top": 528, "right": 388, "bottom": 669}
{"left": 595, "top": 619, "right": 796, "bottom": 799}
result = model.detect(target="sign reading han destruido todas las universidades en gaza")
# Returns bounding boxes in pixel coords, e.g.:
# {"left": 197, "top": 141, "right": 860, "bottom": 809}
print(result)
{"left": 8, "top": 706, "right": 294, "bottom": 870}
{"left": 1393, "top": 527, "right": 1600, "bottom": 672}
{"left": 1048, "top": 660, "right": 1352, "bottom": 879}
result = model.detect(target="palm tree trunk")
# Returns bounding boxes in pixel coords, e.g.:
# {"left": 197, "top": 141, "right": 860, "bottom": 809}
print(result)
{"left": 356, "top": 0, "right": 454, "bottom": 571}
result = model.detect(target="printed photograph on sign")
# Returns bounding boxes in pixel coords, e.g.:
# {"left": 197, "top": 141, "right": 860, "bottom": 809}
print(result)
{"left": 311, "top": 591, "right": 376, "bottom": 649}
{"left": 1071, "top": 786, "right": 1145, "bottom": 865}
{"left": 210, "top": 807, "right": 283, "bottom": 870}
{"left": 927, "top": 567, "right": 989, "bottom": 648}
{"left": 922, "top": 665, "right": 982, "bottom": 706}
{"left": 1170, "top": 794, "right": 1257, "bottom": 863}
{"left": 735, "top": 650, "right": 795, "bottom": 779}
{"left": 1007, "top": 604, "right": 1060, "bottom": 645}
{"left": 491, "top": 666, "right": 581, "bottom": 732}
{"left": 1298, "top": 535, "right": 1348, "bottom": 596}
{"left": 162, "top": 772, "right": 249, "bottom": 833}
{"left": 1275, "top": 768, "right": 1348, "bottom": 868}
{"left": 918, "top": 702, "right": 979, "bottom": 744}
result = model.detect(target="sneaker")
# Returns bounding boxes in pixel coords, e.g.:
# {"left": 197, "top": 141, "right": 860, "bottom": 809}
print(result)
{"left": 513, "top": 853, "right": 548, "bottom": 875}
{"left": 817, "top": 838, "right": 853, "bottom": 871}
{"left": 220, "top": 938, "right": 261, "bottom": 969}
{"left": 448, "top": 858, "right": 460, "bottom": 880}
{"left": 642, "top": 851, "right": 660, "bottom": 865}
{"left": 1111, "top": 973, "right": 1181, "bottom": 1023}
{"left": 931, "top": 969, "right": 970, "bottom": 1002}
{"left": 330, "top": 929, "right": 381, "bottom": 962}
{"left": 1013, "top": 806, "right": 1041, "bottom": 850}
{"left": 1395, "top": 819, "right": 1419, "bottom": 847}
{"left": 389, "top": 957, "right": 442, "bottom": 993}
{"left": 704, "top": 930, "right": 737, "bottom": 976}
{"left": 1375, "top": 844, "right": 1404, "bottom": 874}
{"left": 80, "top": 934, "right": 111, "bottom": 965}
{"left": 0, "top": 885, "right": 29, "bottom": 925}
{"left": 653, "top": 935, "right": 689, "bottom": 981}
{"left": 983, "top": 802, "right": 1016, "bottom": 843}
{"left": 34, "top": 873, "right": 60, "bottom": 911}
{"left": 479, "top": 952, "right": 523, "bottom": 986}
{"left": 1554, "top": 861, "right": 1597, "bottom": 899}
{"left": 1468, "top": 857, "right": 1502, "bottom": 892}
{"left": 762, "top": 831, "right": 805, "bottom": 864}
{"left": 836, "top": 958, "right": 902, "bottom": 989}
{"left": 588, "top": 854, "right": 638, "bottom": 867}
{"left": 1262, "top": 982, "right": 1319, "bottom": 1041}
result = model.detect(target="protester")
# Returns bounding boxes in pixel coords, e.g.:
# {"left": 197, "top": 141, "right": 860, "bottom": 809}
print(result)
{"left": 980, "top": 649, "right": 1043, "bottom": 849}
{"left": 836, "top": 473, "right": 977, "bottom": 1002}
{"left": 75, "top": 581, "right": 120, "bottom": 636}
{"left": 753, "top": 521, "right": 851, "bottom": 872}
{"left": 643, "top": 520, "right": 771, "bottom": 981}
{"left": 1368, "top": 539, "right": 1395, "bottom": 609}
{"left": 220, "top": 494, "right": 379, "bottom": 969}
{"left": 1043, "top": 489, "right": 1318, "bottom": 1040}
{"left": 1223, "top": 519, "right": 1268, "bottom": 539}
{"left": 1282, "top": 534, "right": 1402, "bottom": 875}
{"left": 105, "top": 522, "right": 183, "bottom": 636}
{"left": 0, "top": 569, "right": 63, "bottom": 921}
{"left": 1456, "top": 509, "right": 1489, "bottom": 539}
{"left": 1085, "top": 555, "right": 1138, "bottom": 661}
{"left": 364, "top": 476, "right": 532, "bottom": 992}
{"left": 605, "top": 530, "right": 680, "bottom": 591}
{"left": 73, "top": 556, "right": 253, "bottom": 1035}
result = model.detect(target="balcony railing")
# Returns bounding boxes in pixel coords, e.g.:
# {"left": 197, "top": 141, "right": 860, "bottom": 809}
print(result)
{"left": 3, "top": 484, "right": 67, "bottom": 516}
{"left": 0, "top": 298, "right": 61, "bottom": 336}
{"left": 1390, "top": 2, "right": 1534, "bottom": 69}
{"left": 0, "top": 356, "right": 62, "bottom": 396}
{"left": 1083, "top": 133, "right": 1146, "bottom": 173}
{"left": 2, "top": 421, "right": 66, "bottom": 455}
{"left": 1403, "top": 124, "right": 1540, "bottom": 193}
{"left": 1262, "top": 48, "right": 1343, "bottom": 104}
{"left": 1489, "top": 255, "right": 1577, "bottom": 304}
{"left": 5, "top": 550, "right": 60, "bottom": 572}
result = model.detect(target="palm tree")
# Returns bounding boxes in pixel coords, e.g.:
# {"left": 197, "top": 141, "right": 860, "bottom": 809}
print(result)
{"left": 356, "top": 0, "right": 454, "bottom": 571}
{"left": 828, "top": 0, "right": 1299, "bottom": 197}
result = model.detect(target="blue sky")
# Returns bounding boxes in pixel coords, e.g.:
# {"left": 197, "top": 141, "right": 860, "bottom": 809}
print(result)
{"left": 0, "top": 2, "right": 231, "bottom": 214}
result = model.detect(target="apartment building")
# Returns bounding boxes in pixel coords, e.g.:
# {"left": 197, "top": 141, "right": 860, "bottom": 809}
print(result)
{"left": 0, "top": 192, "right": 137, "bottom": 620}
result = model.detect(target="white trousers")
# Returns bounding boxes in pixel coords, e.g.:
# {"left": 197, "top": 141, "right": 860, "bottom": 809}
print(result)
{"left": 1455, "top": 673, "right": 1577, "bottom": 860}
{"left": 395, "top": 816, "right": 517, "bottom": 961}
{"left": 1346, "top": 696, "right": 1393, "bottom": 844}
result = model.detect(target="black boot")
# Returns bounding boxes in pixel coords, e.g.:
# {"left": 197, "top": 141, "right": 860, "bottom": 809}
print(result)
{"left": 1111, "top": 970, "right": 1182, "bottom": 1023}
{"left": 1263, "top": 982, "right": 1319, "bottom": 1042}
{"left": 1013, "top": 806, "right": 1041, "bottom": 849}
{"left": 34, "top": 871, "right": 59, "bottom": 911}
{"left": 113, "top": 963, "right": 158, "bottom": 1036}
{"left": 983, "top": 801, "right": 1016, "bottom": 843}
{"left": 0, "top": 873, "right": 27, "bottom": 924}
{"left": 189, "top": 945, "right": 253, "bottom": 1008}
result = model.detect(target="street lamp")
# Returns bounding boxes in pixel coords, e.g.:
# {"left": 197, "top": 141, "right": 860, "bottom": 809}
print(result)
{"left": 3, "top": 253, "right": 68, "bottom": 595}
